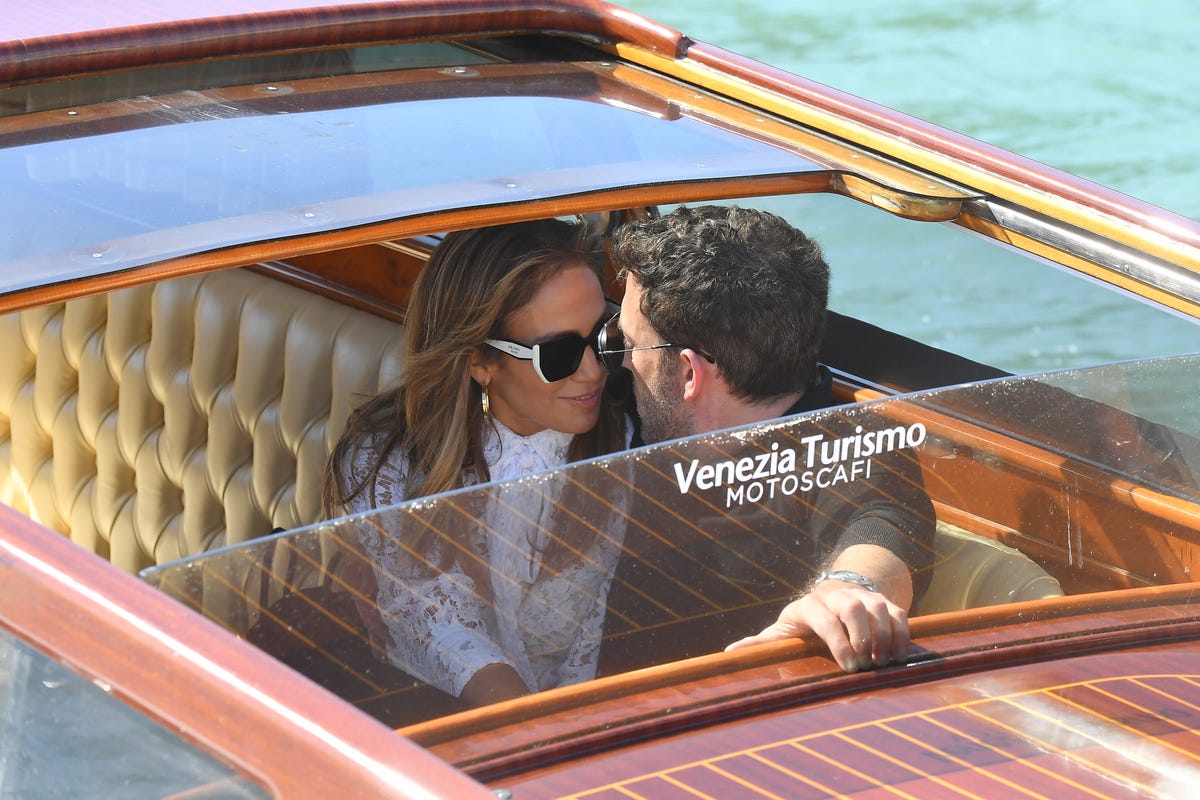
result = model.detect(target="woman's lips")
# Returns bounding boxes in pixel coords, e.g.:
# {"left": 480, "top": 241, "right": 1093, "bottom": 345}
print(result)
{"left": 564, "top": 387, "right": 602, "bottom": 407}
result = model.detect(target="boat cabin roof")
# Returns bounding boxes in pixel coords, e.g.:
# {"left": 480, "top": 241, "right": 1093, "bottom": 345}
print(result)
{"left": 0, "top": 18, "right": 972, "bottom": 305}
{"left": 4, "top": 0, "right": 1198, "bottom": 316}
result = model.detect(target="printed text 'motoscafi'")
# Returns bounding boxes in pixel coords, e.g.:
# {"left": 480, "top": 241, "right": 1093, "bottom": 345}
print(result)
{"left": 672, "top": 423, "right": 926, "bottom": 508}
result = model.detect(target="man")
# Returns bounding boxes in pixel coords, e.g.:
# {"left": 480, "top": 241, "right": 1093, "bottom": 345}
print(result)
{"left": 604, "top": 204, "right": 935, "bottom": 673}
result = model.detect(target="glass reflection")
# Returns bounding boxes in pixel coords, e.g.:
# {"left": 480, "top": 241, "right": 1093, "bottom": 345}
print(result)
{"left": 0, "top": 630, "right": 268, "bottom": 799}
{"left": 143, "top": 356, "right": 1200, "bottom": 727}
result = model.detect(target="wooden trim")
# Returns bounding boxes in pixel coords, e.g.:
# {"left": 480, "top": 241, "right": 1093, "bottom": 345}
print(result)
{"left": 957, "top": 209, "right": 1200, "bottom": 319}
{"left": 2, "top": 0, "right": 688, "bottom": 84}
{"left": 250, "top": 237, "right": 441, "bottom": 323}
{"left": 0, "top": 506, "right": 492, "bottom": 799}
{"left": 601, "top": 62, "right": 975, "bottom": 217}
{"left": 408, "top": 584, "right": 1200, "bottom": 778}
{"left": 251, "top": 262, "right": 408, "bottom": 323}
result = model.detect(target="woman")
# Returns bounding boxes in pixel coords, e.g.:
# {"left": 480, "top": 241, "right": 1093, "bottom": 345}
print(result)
{"left": 324, "top": 219, "right": 629, "bottom": 707}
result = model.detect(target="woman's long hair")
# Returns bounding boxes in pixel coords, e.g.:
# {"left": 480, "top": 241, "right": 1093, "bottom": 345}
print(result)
{"left": 323, "top": 218, "right": 626, "bottom": 519}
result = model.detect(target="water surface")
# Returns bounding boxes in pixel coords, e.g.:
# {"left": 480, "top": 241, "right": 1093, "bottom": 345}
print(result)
{"left": 624, "top": 0, "right": 1200, "bottom": 371}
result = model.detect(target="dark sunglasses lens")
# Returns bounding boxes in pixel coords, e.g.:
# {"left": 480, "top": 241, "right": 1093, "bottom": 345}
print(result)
{"left": 537, "top": 335, "right": 589, "bottom": 382}
{"left": 598, "top": 318, "right": 625, "bottom": 371}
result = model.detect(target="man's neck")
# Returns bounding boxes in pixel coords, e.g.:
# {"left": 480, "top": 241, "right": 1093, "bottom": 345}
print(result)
{"left": 696, "top": 389, "right": 806, "bottom": 433}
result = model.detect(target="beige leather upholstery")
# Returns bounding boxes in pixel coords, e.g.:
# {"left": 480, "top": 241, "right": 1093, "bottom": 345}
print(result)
{"left": 914, "top": 522, "right": 1064, "bottom": 615}
{"left": 0, "top": 269, "right": 405, "bottom": 573}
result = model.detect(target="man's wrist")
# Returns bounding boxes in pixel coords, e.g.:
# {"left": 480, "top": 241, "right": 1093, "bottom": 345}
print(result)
{"left": 813, "top": 569, "right": 880, "bottom": 593}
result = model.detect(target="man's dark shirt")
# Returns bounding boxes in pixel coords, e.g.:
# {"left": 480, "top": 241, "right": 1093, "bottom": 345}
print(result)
{"left": 599, "top": 365, "right": 936, "bottom": 675}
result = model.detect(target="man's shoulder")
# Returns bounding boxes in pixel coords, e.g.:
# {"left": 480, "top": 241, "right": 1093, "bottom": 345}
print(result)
{"left": 780, "top": 364, "right": 835, "bottom": 417}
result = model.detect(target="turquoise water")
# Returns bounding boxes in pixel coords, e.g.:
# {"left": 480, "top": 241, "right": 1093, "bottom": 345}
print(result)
{"left": 625, "top": 0, "right": 1199, "bottom": 221}
{"left": 623, "top": 0, "right": 1200, "bottom": 373}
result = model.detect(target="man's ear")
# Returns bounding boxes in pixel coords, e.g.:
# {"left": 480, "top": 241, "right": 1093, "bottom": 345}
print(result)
{"left": 680, "top": 348, "right": 714, "bottom": 403}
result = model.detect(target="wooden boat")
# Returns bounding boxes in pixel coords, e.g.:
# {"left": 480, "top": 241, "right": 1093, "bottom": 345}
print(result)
{"left": 3, "top": 1, "right": 1200, "bottom": 797}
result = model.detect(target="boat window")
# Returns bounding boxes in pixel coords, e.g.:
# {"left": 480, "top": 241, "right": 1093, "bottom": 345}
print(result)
{"left": 142, "top": 355, "right": 1200, "bottom": 733}
{"left": 722, "top": 194, "right": 1200, "bottom": 377}
{"left": 0, "top": 61, "right": 835, "bottom": 298}
{"left": 0, "top": 629, "right": 270, "bottom": 799}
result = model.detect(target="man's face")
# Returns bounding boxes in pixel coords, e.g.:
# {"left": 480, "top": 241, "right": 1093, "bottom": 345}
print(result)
{"left": 620, "top": 274, "right": 694, "bottom": 444}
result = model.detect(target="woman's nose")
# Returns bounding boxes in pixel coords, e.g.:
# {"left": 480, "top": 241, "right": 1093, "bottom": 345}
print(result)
{"left": 579, "top": 344, "right": 605, "bottom": 380}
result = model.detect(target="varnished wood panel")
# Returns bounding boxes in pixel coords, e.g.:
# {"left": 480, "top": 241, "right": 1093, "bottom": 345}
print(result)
{"left": 411, "top": 586, "right": 1200, "bottom": 784}
{"left": 884, "top": 395, "right": 1200, "bottom": 594}
{"left": 259, "top": 239, "right": 437, "bottom": 322}
{"left": 2, "top": 0, "right": 686, "bottom": 84}
{"left": 493, "top": 643, "right": 1200, "bottom": 798}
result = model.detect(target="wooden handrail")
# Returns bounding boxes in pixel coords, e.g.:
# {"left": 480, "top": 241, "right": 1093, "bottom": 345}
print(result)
{"left": 405, "top": 583, "right": 1200, "bottom": 777}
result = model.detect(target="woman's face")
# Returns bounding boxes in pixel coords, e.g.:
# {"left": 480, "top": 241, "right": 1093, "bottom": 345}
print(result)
{"left": 474, "top": 263, "right": 608, "bottom": 437}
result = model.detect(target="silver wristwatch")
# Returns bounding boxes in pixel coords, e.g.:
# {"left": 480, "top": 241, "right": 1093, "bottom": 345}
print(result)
{"left": 814, "top": 569, "right": 880, "bottom": 593}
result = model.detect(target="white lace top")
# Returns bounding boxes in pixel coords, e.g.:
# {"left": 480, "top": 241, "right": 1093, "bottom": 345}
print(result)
{"left": 345, "top": 418, "right": 628, "bottom": 699}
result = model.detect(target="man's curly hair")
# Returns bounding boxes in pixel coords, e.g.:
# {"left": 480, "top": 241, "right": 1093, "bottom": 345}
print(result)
{"left": 611, "top": 205, "right": 829, "bottom": 400}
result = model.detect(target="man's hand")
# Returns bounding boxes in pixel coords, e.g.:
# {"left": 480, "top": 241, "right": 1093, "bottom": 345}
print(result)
{"left": 724, "top": 580, "right": 909, "bottom": 671}
{"left": 724, "top": 544, "right": 914, "bottom": 672}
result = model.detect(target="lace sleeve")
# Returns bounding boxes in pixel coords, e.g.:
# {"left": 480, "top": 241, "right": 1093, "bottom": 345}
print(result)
{"left": 344, "top": 439, "right": 523, "bottom": 698}
{"left": 363, "top": 530, "right": 519, "bottom": 698}
{"left": 552, "top": 564, "right": 615, "bottom": 687}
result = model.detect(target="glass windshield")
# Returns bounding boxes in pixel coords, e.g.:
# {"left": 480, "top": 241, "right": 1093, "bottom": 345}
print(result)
{"left": 142, "top": 355, "right": 1200, "bottom": 729}
{"left": 0, "top": 629, "right": 268, "bottom": 799}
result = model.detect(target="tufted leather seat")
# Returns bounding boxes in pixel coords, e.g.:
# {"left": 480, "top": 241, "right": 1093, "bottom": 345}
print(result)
{"left": 914, "top": 522, "right": 1064, "bottom": 615}
{"left": 0, "top": 268, "right": 405, "bottom": 573}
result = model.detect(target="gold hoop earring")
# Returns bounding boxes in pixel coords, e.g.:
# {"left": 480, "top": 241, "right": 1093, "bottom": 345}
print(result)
{"left": 481, "top": 384, "right": 491, "bottom": 419}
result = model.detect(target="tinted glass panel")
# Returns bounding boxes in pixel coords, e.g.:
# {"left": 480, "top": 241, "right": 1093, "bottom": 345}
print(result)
{"left": 0, "top": 63, "right": 823, "bottom": 295}
{"left": 0, "top": 630, "right": 269, "bottom": 799}
{"left": 143, "top": 356, "right": 1200, "bottom": 730}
